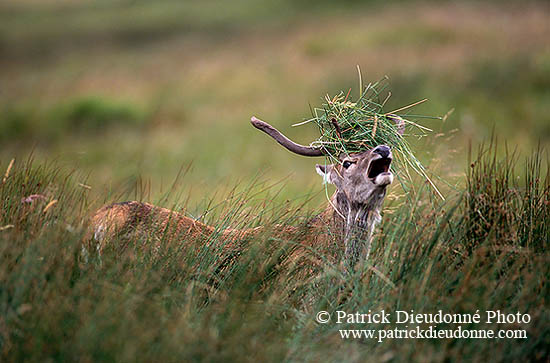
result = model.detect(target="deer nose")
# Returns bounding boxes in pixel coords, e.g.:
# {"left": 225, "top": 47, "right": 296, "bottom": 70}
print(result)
{"left": 373, "top": 145, "right": 391, "bottom": 158}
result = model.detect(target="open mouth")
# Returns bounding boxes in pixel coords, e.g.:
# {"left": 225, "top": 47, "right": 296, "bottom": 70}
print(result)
{"left": 368, "top": 157, "right": 392, "bottom": 179}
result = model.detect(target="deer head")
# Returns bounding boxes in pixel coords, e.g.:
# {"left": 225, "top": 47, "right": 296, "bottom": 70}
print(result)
{"left": 251, "top": 116, "right": 395, "bottom": 269}
{"left": 315, "top": 147, "right": 393, "bottom": 204}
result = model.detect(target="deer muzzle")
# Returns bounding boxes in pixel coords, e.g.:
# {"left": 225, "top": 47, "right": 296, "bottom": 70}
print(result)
{"left": 368, "top": 146, "right": 393, "bottom": 186}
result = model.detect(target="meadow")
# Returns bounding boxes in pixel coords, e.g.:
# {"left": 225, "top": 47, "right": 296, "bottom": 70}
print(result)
{"left": 1, "top": 0, "right": 549, "bottom": 361}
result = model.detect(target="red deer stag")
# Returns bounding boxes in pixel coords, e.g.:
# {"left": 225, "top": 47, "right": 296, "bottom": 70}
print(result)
{"left": 86, "top": 116, "right": 395, "bottom": 270}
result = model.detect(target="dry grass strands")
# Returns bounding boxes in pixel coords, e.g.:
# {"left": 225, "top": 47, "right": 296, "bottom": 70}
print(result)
{"left": 3, "top": 158, "right": 14, "bottom": 184}
{"left": 296, "top": 75, "right": 443, "bottom": 199}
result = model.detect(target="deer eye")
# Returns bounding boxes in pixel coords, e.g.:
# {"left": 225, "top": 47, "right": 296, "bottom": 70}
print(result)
{"left": 342, "top": 161, "right": 354, "bottom": 169}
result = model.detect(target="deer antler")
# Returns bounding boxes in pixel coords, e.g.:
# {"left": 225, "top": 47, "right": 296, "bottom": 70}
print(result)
{"left": 251, "top": 116, "right": 325, "bottom": 157}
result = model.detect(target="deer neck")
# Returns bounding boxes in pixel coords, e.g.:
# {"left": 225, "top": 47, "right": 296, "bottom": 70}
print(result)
{"left": 328, "top": 189, "right": 386, "bottom": 268}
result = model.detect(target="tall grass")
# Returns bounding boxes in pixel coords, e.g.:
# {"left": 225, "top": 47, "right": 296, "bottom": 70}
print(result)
{"left": 465, "top": 140, "right": 549, "bottom": 253}
{"left": 1, "top": 143, "right": 548, "bottom": 361}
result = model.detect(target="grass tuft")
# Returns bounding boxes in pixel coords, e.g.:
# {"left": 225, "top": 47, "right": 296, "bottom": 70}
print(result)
{"left": 300, "top": 74, "right": 443, "bottom": 198}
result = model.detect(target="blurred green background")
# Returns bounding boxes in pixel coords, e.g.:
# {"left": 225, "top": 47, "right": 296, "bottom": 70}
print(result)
{"left": 1, "top": 0, "right": 549, "bottom": 209}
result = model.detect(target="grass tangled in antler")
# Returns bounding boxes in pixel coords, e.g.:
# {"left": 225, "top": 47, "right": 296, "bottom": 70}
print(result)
{"left": 295, "top": 73, "right": 443, "bottom": 199}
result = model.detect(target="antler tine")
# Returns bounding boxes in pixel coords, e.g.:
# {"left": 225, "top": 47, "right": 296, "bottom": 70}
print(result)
{"left": 386, "top": 114, "right": 405, "bottom": 135}
{"left": 250, "top": 116, "right": 325, "bottom": 157}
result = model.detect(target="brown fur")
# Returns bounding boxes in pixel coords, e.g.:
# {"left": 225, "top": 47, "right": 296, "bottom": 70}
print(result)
{"left": 86, "top": 201, "right": 254, "bottom": 252}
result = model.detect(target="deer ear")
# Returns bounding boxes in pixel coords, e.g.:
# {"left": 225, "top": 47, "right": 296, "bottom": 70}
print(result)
{"left": 316, "top": 164, "right": 333, "bottom": 184}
